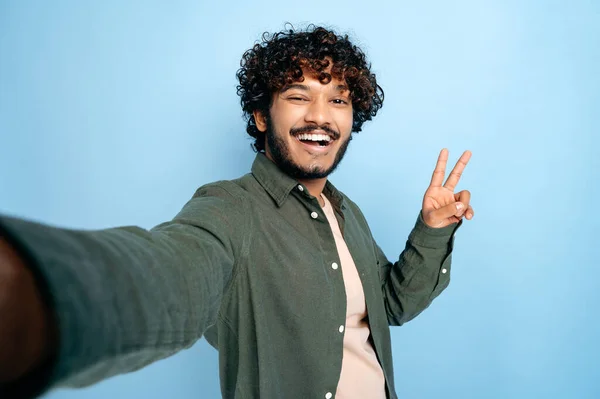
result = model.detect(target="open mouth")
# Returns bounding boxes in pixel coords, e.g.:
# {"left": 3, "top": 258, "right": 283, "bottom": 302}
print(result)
{"left": 293, "top": 132, "right": 334, "bottom": 148}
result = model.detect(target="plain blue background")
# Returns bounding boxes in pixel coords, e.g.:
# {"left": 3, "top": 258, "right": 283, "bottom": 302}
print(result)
{"left": 1, "top": 1, "right": 598, "bottom": 398}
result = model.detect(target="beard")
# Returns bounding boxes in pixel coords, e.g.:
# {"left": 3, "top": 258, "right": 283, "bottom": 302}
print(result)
{"left": 265, "top": 118, "right": 353, "bottom": 180}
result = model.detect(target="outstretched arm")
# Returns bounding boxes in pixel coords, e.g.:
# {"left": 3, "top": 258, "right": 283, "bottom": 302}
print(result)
{"left": 0, "top": 184, "right": 244, "bottom": 397}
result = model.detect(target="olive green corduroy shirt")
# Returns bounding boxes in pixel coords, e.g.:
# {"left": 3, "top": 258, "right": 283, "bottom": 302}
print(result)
{"left": 1, "top": 153, "right": 461, "bottom": 398}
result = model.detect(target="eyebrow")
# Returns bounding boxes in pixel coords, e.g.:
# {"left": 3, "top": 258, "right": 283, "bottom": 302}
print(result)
{"left": 280, "top": 83, "right": 350, "bottom": 94}
{"left": 280, "top": 84, "right": 310, "bottom": 93}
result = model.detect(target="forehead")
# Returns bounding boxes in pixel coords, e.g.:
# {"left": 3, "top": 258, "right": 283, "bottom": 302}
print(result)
{"left": 280, "top": 71, "right": 348, "bottom": 93}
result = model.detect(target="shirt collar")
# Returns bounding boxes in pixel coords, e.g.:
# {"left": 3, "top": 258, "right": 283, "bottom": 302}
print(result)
{"left": 251, "top": 153, "right": 345, "bottom": 210}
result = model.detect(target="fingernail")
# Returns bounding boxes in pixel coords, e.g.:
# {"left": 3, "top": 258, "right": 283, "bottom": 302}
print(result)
{"left": 456, "top": 202, "right": 464, "bottom": 211}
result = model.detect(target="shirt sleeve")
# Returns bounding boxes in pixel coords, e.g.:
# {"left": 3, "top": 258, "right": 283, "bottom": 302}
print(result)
{"left": 0, "top": 183, "right": 244, "bottom": 397}
{"left": 377, "top": 212, "right": 462, "bottom": 326}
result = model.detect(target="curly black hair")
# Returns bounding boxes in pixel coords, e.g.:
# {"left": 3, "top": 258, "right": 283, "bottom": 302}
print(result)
{"left": 236, "top": 24, "right": 384, "bottom": 152}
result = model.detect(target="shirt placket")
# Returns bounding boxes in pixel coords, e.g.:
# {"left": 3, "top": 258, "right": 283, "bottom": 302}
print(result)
{"left": 294, "top": 183, "right": 347, "bottom": 399}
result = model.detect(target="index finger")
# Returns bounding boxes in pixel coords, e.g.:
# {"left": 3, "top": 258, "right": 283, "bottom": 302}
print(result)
{"left": 443, "top": 150, "right": 472, "bottom": 191}
{"left": 429, "top": 148, "right": 449, "bottom": 188}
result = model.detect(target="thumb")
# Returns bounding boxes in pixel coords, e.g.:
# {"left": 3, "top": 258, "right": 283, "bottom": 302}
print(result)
{"left": 427, "top": 202, "right": 465, "bottom": 224}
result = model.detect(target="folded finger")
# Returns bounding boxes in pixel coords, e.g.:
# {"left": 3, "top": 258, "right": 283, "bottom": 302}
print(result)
{"left": 454, "top": 190, "right": 471, "bottom": 209}
{"left": 463, "top": 205, "right": 475, "bottom": 220}
{"left": 429, "top": 202, "right": 465, "bottom": 223}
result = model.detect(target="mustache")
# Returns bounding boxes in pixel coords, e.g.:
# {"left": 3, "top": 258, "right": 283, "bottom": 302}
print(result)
{"left": 290, "top": 125, "right": 340, "bottom": 140}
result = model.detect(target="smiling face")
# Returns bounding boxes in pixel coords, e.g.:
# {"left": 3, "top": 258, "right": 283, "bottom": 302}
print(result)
{"left": 254, "top": 71, "right": 354, "bottom": 180}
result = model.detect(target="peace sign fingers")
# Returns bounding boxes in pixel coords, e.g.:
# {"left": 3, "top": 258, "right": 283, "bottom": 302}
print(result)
{"left": 443, "top": 150, "right": 472, "bottom": 191}
{"left": 429, "top": 148, "right": 449, "bottom": 188}
{"left": 423, "top": 149, "right": 474, "bottom": 228}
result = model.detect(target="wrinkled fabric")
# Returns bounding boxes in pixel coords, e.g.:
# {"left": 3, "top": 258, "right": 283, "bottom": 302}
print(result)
{"left": 0, "top": 153, "right": 460, "bottom": 398}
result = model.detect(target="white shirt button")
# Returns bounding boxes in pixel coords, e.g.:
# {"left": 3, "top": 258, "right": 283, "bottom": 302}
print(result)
{"left": 326, "top": 392, "right": 333, "bottom": 399}
{"left": 331, "top": 262, "right": 339, "bottom": 270}
{"left": 310, "top": 211, "right": 318, "bottom": 219}
{"left": 338, "top": 325, "right": 344, "bottom": 333}
{"left": 441, "top": 268, "right": 447, "bottom": 274}
{"left": 298, "top": 185, "right": 304, "bottom": 192}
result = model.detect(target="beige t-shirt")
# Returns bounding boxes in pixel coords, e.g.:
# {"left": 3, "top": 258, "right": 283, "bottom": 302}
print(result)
{"left": 321, "top": 194, "right": 386, "bottom": 399}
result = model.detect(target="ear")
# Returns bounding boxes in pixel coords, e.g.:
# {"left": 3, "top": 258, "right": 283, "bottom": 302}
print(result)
{"left": 253, "top": 110, "right": 268, "bottom": 132}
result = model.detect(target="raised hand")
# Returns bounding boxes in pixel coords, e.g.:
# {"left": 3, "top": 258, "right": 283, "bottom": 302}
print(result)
{"left": 421, "top": 149, "right": 474, "bottom": 228}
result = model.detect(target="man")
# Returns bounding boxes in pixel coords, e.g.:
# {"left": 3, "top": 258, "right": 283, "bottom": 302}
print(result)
{"left": 0, "top": 25, "right": 473, "bottom": 398}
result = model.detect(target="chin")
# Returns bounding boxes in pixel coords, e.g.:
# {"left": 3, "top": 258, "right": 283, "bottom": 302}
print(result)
{"left": 296, "top": 156, "right": 333, "bottom": 171}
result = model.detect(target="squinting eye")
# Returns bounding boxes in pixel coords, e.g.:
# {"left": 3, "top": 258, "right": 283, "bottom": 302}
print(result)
{"left": 289, "top": 97, "right": 307, "bottom": 101}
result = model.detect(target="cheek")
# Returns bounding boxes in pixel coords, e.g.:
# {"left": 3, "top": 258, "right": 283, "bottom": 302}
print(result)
{"left": 336, "top": 109, "right": 354, "bottom": 135}
{"left": 272, "top": 111, "right": 303, "bottom": 135}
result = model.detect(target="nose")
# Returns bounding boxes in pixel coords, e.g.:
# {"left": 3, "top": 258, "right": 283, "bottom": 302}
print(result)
{"left": 304, "top": 97, "right": 332, "bottom": 128}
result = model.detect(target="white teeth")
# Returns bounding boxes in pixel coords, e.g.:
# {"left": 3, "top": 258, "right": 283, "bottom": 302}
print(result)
{"left": 297, "top": 133, "right": 332, "bottom": 142}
